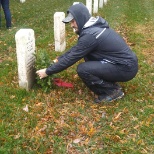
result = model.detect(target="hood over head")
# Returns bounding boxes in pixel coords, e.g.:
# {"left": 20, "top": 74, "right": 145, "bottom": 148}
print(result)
{"left": 83, "top": 16, "right": 109, "bottom": 29}
{"left": 63, "top": 3, "right": 91, "bottom": 34}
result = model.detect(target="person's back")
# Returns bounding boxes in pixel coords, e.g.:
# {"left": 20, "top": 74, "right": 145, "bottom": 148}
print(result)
{"left": 81, "top": 17, "right": 137, "bottom": 68}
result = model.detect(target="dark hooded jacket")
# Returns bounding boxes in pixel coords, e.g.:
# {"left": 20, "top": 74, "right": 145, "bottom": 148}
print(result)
{"left": 46, "top": 3, "right": 138, "bottom": 75}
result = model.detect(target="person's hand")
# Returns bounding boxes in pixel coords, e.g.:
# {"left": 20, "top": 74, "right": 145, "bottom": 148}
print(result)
{"left": 36, "top": 68, "right": 48, "bottom": 79}
{"left": 53, "top": 58, "right": 58, "bottom": 63}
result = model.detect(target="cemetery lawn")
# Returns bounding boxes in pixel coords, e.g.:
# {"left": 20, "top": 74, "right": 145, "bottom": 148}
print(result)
{"left": 0, "top": 0, "right": 154, "bottom": 153}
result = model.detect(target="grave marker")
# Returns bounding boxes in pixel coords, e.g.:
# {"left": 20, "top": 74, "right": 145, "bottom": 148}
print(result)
{"left": 104, "top": 0, "right": 107, "bottom": 5}
{"left": 73, "top": 2, "right": 80, "bottom": 5}
{"left": 86, "top": 0, "right": 92, "bottom": 15}
{"left": 20, "top": 0, "right": 26, "bottom": 3}
{"left": 54, "top": 12, "right": 66, "bottom": 52}
{"left": 99, "top": 0, "right": 104, "bottom": 8}
{"left": 93, "top": 0, "right": 98, "bottom": 14}
{"left": 15, "top": 29, "right": 36, "bottom": 90}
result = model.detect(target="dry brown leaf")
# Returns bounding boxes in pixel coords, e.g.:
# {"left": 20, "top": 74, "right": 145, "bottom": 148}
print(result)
{"left": 87, "top": 127, "right": 96, "bottom": 137}
{"left": 101, "top": 112, "right": 106, "bottom": 118}
{"left": 39, "top": 125, "right": 47, "bottom": 132}
{"left": 111, "top": 135, "right": 121, "bottom": 142}
{"left": 145, "top": 116, "right": 153, "bottom": 127}
{"left": 119, "top": 128, "right": 128, "bottom": 134}
{"left": 137, "top": 139, "right": 144, "bottom": 145}
{"left": 14, "top": 133, "right": 20, "bottom": 139}
{"left": 23, "top": 105, "right": 29, "bottom": 112}
{"left": 73, "top": 138, "right": 81, "bottom": 144}
{"left": 10, "top": 95, "right": 15, "bottom": 99}
{"left": 134, "top": 124, "right": 140, "bottom": 130}
{"left": 113, "top": 112, "right": 122, "bottom": 122}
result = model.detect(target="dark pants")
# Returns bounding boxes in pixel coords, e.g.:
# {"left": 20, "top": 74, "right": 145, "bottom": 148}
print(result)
{"left": 0, "top": 0, "right": 11, "bottom": 28}
{"left": 77, "top": 61, "right": 138, "bottom": 95}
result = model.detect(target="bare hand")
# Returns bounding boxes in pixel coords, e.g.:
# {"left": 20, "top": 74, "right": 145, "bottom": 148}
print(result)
{"left": 36, "top": 68, "right": 48, "bottom": 79}
{"left": 53, "top": 58, "right": 58, "bottom": 63}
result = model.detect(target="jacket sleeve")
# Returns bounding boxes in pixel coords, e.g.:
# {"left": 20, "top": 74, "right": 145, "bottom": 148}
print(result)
{"left": 46, "top": 33, "right": 97, "bottom": 75}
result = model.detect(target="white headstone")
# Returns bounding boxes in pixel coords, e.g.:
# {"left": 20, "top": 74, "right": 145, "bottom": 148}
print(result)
{"left": 93, "top": 0, "right": 98, "bottom": 14}
{"left": 99, "top": 0, "right": 104, "bottom": 8}
{"left": 86, "top": 0, "right": 92, "bottom": 15}
{"left": 54, "top": 12, "right": 66, "bottom": 52}
{"left": 73, "top": 2, "right": 80, "bottom": 5}
{"left": 104, "top": 0, "right": 107, "bottom": 5}
{"left": 20, "top": 0, "right": 26, "bottom": 3}
{"left": 15, "top": 29, "right": 36, "bottom": 90}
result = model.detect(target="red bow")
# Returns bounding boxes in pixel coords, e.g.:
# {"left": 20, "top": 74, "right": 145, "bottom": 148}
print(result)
{"left": 53, "top": 78, "right": 74, "bottom": 88}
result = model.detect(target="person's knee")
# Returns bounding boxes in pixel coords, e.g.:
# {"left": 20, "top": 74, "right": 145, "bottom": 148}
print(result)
{"left": 77, "top": 63, "right": 84, "bottom": 76}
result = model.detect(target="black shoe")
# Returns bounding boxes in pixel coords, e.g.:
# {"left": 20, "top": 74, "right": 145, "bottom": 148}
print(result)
{"left": 115, "top": 83, "right": 122, "bottom": 89}
{"left": 94, "top": 89, "right": 124, "bottom": 103}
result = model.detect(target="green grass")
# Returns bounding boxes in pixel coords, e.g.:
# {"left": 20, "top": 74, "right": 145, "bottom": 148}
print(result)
{"left": 0, "top": 0, "right": 154, "bottom": 153}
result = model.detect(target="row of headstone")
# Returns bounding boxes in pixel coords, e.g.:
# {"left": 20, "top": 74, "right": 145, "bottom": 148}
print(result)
{"left": 87, "top": 0, "right": 108, "bottom": 14}
{"left": 15, "top": 0, "right": 109, "bottom": 90}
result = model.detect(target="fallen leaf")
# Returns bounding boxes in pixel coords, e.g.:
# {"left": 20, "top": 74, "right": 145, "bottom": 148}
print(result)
{"left": 111, "top": 135, "right": 121, "bottom": 142}
{"left": 73, "top": 138, "right": 81, "bottom": 144}
{"left": 87, "top": 127, "right": 96, "bottom": 137}
{"left": 14, "top": 133, "right": 20, "bottom": 139}
{"left": 39, "top": 125, "right": 47, "bottom": 132}
{"left": 113, "top": 112, "right": 122, "bottom": 122}
{"left": 23, "top": 105, "right": 29, "bottom": 112}
{"left": 101, "top": 112, "right": 106, "bottom": 118}
{"left": 10, "top": 95, "right": 15, "bottom": 99}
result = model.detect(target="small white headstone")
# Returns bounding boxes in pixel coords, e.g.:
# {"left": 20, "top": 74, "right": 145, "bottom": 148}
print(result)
{"left": 99, "top": 0, "right": 104, "bottom": 8}
{"left": 86, "top": 0, "right": 92, "bottom": 15}
{"left": 20, "top": 0, "right": 26, "bottom": 3}
{"left": 93, "top": 0, "right": 98, "bottom": 14}
{"left": 54, "top": 12, "right": 66, "bottom": 52}
{"left": 15, "top": 29, "right": 36, "bottom": 90}
{"left": 73, "top": 2, "right": 80, "bottom": 5}
{"left": 104, "top": 0, "right": 107, "bottom": 5}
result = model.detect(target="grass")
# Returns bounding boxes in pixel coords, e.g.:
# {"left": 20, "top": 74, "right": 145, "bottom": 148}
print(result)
{"left": 0, "top": 0, "right": 154, "bottom": 153}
